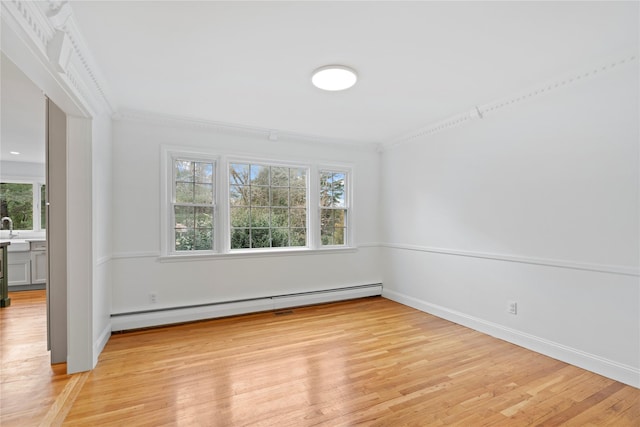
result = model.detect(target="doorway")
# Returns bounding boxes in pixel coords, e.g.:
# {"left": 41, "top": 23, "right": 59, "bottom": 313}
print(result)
{"left": 0, "top": 53, "right": 67, "bottom": 364}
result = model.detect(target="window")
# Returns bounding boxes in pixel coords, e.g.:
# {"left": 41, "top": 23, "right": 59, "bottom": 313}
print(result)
{"left": 0, "top": 182, "right": 46, "bottom": 231}
{"left": 161, "top": 147, "right": 353, "bottom": 257}
{"left": 172, "top": 159, "right": 215, "bottom": 252}
{"left": 229, "top": 163, "right": 307, "bottom": 249}
{"left": 320, "top": 170, "right": 349, "bottom": 246}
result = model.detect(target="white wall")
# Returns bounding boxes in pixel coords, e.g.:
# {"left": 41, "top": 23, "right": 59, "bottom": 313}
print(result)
{"left": 0, "top": 161, "right": 45, "bottom": 181}
{"left": 111, "top": 119, "right": 381, "bottom": 316}
{"left": 380, "top": 61, "right": 639, "bottom": 387}
{"left": 92, "top": 113, "right": 112, "bottom": 365}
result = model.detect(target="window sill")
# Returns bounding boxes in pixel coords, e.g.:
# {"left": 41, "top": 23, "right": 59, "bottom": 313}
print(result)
{"left": 158, "top": 246, "right": 358, "bottom": 262}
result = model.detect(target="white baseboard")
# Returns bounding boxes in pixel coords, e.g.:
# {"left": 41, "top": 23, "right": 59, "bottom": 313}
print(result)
{"left": 382, "top": 289, "right": 640, "bottom": 389}
{"left": 112, "top": 284, "right": 383, "bottom": 332}
{"left": 93, "top": 323, "right": 112, "bottom": 367}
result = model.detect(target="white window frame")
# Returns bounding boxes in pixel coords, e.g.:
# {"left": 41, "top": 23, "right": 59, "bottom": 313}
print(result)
{"left": 160, "top": 146, "right": 355, "bottom": 259}
{"left": 318, "top": 166, "right": 353, "bottom": 248}
{"left": 226, "top": 156, "right": 311, "bottom": 253}
{"left": 161, "top": 148, "right": 219, "bottom": 256}
{"left": 0, "top": 178, "right": 46, "bottom": 232}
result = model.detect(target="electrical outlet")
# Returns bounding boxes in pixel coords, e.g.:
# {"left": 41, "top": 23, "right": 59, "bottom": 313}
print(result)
{"left": 507, "top": 300, "right": 517, "bottom": 315}
{"left": 150, "top": 293, "right": 158, "bottom": 304}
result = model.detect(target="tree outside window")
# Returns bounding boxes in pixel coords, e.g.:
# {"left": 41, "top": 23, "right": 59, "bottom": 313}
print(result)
{"left": 173, "top": 160, "right": 215, "bottom": 251}
{"left": 229, "top": 163, "right": 307, "bottom": 249}
{"left": 320, "top": 171, "right": 348, "bottom": 246}
{"left": 0, "top": 182, "right": 46, "bottom": 231}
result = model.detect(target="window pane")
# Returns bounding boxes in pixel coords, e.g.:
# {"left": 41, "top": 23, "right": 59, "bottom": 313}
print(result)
{"left": 271, "top": 228, "right": 289, "bottom": 247}
{"left": 290, "top": 188, "right": 306, "bottom": 207}
{"left": 174, "top": 204, "right": 214, "bottom": 251}
{"left": 320, "top": 209, "right": 333, "bottom": 229}
{"left": 251, "top": 207, "right": 270, "bottom": 227}
{"left": 230, "top": 185, "right": 248, "bottom": 206}
{"left": 271, "top": 167, "right": 289, "bottom": 186}
{"left": 175, "top": 229, "right": 195, "bottom": 251}
{"left": 0, "top": 183, "right": 34, "bottom": 230}
{"left": 175, "top": 160, "right": 193, "bottom": 181}
{"left": 251, "top": 186, "right": 269, "bottom": 207}
{"left": 229, "top": 164, "right": 307, "bottom": 250}
{"left": 195, "top": 207, "right": 213, "bottom": 228}
{"left": 195, "top": 162, "right": 213, "bottom": 183}
{"left": 231, "top": 228, "right": 250, "bottom": 249}
{"left": 252, "top": 228, "right": 270, "bottom": 248}
{"left": 230, "top": 207, "right": 250, "bottom": 227}
{"left": 230, "top": 164, "right": 249, "bottom": 185}
{"left": 175, "top": 182, "right": 194, "bottom": 203}
{"left": 332, "top": 173, "right": 346, "bottom": 207}
{"left": 321, "top": 227, "right": 334, "bottom": 246}
{"left": 250, "top": 164, "right": 269, "bottom": 185}
{"left": 175, "top": 206, "right": 195, "bottom": 228}
{"left": 195, "top": 228, "right": 213, "bottom": 250}
{"left": 271, "top": 188, "right": 288, "bottom": 207}
{"left": 320, "top": 172, "right": 333, "bottom": 207}
{"left": 291, "top": 228, "right": 306, "bottom": 246}
{"left": 194, "top": 183, "right": 213, "bottom": 204}
{"left": 290, "top": 209, "right": 306, "bottom": 228}
{"left": 271, "top": 208, "right": 288, "bottom": 227}
{"left": 333, "top": 227, "right": 346, "bottom": 245}
{"left": 333, "top": 209, "right": 347, "bottom": 228}
{"left": 290, "top": 168, "right": 306, "bottom": 187}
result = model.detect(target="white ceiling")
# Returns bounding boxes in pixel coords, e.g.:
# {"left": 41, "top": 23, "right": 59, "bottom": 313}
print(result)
{"left": 69, "top": 1, "right": 637, "bottom": 144}
{"left": 2, "top": 1, "right": 637, "bottom": 159}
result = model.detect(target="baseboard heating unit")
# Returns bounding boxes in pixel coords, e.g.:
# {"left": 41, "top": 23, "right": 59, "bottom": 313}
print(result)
{"left": 111, "top": 283, "right": 383, "bottom": 331}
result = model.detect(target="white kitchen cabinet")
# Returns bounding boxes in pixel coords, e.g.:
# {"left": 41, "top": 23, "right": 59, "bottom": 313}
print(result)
{"left": 31, "top": 249, "right": 47, "bottom": 284}
{"left": 8, "top": 251, "right": 31, "bottom": 287}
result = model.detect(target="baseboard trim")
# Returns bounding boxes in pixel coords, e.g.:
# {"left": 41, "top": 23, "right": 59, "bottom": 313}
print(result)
{"left": 382, "top": 289, "right": 640, "bottom": 388}
{"left": 93, "top": 324, "right": 112, "bottom": 367}
{"left": 111, "top": 284, "right": 383, "bottom": 331}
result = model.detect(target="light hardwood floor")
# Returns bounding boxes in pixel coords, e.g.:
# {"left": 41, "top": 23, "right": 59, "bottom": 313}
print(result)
{"left": 1, "top": 290, "right": 638, "bottom": 426}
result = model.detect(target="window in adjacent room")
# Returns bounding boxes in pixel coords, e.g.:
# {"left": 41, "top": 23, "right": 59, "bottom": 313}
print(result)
{"left": 229, "top": 162, "right": 307, "bottom": 249}
{"left": 0, "top": 182, "right": 46, "bottom": 231}
{"left": 319, "top": 170, "right": 349, "bottom": 246}
{"left": 172, "top": 159, "right": 215, "bottom": 252}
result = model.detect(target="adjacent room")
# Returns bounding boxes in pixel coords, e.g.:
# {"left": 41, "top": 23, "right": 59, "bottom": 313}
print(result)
{"left": 1, "top": 1, "right": 638, "bottom": 425}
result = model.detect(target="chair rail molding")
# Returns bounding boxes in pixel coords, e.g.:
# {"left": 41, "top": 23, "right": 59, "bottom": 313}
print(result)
{"left": 381, "top": 243, "right": 640, "bottom": 277}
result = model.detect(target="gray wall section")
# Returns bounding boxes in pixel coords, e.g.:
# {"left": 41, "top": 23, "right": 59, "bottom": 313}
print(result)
{"left": 47, "top": 98, "right": 67, "bottom": 364}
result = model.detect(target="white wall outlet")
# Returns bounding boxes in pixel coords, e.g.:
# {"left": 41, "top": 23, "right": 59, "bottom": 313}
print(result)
{"left": 507, "top": 300, "right": 517, "bottom": 315}
{"left": 150, "top": 293, "right": 158, "bottom": 304}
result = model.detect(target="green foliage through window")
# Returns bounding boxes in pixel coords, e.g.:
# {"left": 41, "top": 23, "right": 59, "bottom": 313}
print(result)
{"left": 320, "top": 171, "right": 347, "bottom": 246}
{"left": 173, "top": 159, "right": 215, "bottom": 251}
{"left": 229, "top": 163, "right": 307, "bottom": 249}
{"left": 0, "top": 183, "right": 34, "bottom": 230}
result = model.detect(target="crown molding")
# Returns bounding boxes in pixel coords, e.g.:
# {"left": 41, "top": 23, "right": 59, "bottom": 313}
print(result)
{"left": 1, "top": 0, "right": 116, "bottom": 116}
{"left": 115, "top": 109, "right": 380, "bottom": 152}
{"left": 383, "top": 53, "right": 639, "bottom": 151}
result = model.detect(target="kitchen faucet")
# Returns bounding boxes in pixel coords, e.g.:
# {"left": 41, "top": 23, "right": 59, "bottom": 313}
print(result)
{"left": 1, "top": 217, "right": 14, "bottom": 238}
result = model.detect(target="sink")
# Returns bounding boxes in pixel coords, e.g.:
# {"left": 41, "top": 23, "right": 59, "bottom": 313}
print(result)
{"left": 0, "top": 240, "right": 30, "bottom": 252}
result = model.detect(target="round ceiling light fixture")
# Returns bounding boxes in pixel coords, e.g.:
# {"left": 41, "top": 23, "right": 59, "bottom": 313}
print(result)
{"left": 312, "top": 65, "right": 358, "bottom": 91}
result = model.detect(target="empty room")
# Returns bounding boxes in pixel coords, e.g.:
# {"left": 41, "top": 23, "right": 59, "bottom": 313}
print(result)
{"left": 0, "top": 1, "right": 638, "bottom": 425}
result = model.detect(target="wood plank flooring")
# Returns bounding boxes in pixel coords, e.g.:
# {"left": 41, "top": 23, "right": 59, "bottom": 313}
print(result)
{"left": 1, "top": 290, "right": 638, "bottom": 426}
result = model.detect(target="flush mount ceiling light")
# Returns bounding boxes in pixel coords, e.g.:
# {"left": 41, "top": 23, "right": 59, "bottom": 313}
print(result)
{"left": 10, "top": 151, "right": 20, "bottom": 155}
{"left": 312, "top": 65, "right": 358, "bottom": 91}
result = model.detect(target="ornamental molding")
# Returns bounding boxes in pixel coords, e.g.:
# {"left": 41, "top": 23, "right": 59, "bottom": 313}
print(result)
{"left": 383, "top": 53, "right": 638, "bottom": 150}
{"left": 2, "top": 0, "right": 116, "bottom": 115}
{"left": 116, "top": 109, "right": 380, "bottom": 152}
